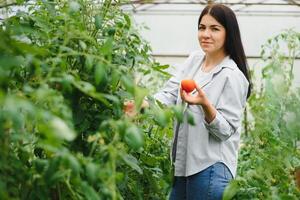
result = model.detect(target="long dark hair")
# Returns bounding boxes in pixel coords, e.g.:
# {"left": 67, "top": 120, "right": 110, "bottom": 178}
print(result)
{"left": 198, "top": 4, "right": 251, "bottom": 98}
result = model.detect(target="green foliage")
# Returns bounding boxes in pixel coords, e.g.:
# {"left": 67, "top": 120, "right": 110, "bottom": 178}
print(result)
{"left": 224, "top": 30, "right": 300, "bottom": 199}
{"left": 0, "top": 0, "right": 175, "bottom": 199}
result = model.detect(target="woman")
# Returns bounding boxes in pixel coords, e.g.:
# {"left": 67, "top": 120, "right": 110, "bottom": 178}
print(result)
{"left": 125, "top": 3, "right": 250, "bottom": 200}
{"left": 155, "top": 3, "right": 251, "bottom": 199}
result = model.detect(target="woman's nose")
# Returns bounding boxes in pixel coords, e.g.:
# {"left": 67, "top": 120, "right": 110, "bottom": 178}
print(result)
{"left": 202, "top": 29, "right": 211, "bottom": 38}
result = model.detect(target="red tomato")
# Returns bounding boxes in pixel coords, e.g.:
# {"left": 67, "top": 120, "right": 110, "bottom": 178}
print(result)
{"left": 181, "top": 79, "right": 196, "bottom": 93}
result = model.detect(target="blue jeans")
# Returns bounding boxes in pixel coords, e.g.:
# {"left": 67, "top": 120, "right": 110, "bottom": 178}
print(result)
{"left": 169, "top": 162, "right": 233, "bottom": 200}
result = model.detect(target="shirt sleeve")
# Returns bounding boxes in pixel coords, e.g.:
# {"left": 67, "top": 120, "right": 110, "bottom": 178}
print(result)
{"left": 153, "top": 52, "right": 196, "bottom": 106}
{"left": 204, "top": 71, "right": 249, "bottom": 141}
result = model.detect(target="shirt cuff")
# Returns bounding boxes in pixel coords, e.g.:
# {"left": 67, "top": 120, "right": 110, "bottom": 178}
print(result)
{"left": 203, "top": 111, "right": 234, "bottom": 141}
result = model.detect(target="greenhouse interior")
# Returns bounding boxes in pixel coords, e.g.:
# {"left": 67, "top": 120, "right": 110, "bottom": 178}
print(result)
{"left": 0, "top": 0, "right": 300, "bottom": 199}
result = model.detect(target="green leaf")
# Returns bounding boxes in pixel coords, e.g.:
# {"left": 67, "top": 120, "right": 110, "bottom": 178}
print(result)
{"left": 49, "top": 117, "right": 76, "bottom": 141}
{"left": 152, "top": 64, "right": 171, "bottom": 77}
{"left": 86, "top": 162, "right": 99, "bottom": 184}
{"left": 107, "top": 28, "right": 115, "bottom": 36}
{"left": 73, "top": 80, "right": 96, "bottom": 93}
{"left": 121, "top": 76, "right": 135, "bottom": 95}
{"left": 134, "top": 86, "right": 148, "bottom": 110}
{"left": 34, "top": 159, "right": 49, "bottom": 173}
{"left": 124, "top": 14, "right": 131, "bottom": 28}
{"left": 64, "top": 153, "right": 81, "bottom": 175}
{"left": 32, "top": 17, "right": 51, "bottom": 33}
{"left": 110, "top": 69, "right": 120, "bottom": 92}
{"left": 154, "top": 109, "right": 170, "bottom": 127}
{"left": 85, "top": 55, "right": 94, "bottom": 70}
{"left": 79, "top": 40, "right": 87, "bottom": 50}
{"left": 172, "top": 105, "right": 184, "bottom": 123}
{"left": 121, "top": 153, "right": 143, "bottom": 174}
{"left": 48, "top": 170, "right": 69, "bottom": 186}
{"left": 94, "top": 15, "right": 103, "bottom": 29}
{"left": 187, "top": 110, "right": 195, "bottom": 126}
{"left": 124, "top": 125, "right": 144, "bottom": 150}
{"left": 0, "top": 55, "right": 23, "bottom": 69}
{"left": 140, "top": 154, "right": 157, "bottom": 167}
{"left": 154, "top": 64, "right": 169, "bottom": 70}
{"left": 80, "top": 181, "right": 99, "bottom": 200}
{"left": 222, "top": 180, "right": 239, "bottom": 200}
{"left": 72, "top": 80, "right": 110, "bottom": 106}
{"left": 101, "top": 37, "right": 113, "bottom": 56}
{"left": 16, "top": 0, "right": 25, "bottom": 4}
{"left": 95, "top": 63, "right": 107, "bottom": 85}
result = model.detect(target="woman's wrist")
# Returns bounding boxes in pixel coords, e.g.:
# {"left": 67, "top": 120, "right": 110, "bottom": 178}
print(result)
{"left": 200, "top": 97, "right": 216, "bottom": 123}
{"left": 140, "top": 99, "right": 149, "bottom": 113}
{"left": 200, "top": 96, "right": 211, "bottom": 107}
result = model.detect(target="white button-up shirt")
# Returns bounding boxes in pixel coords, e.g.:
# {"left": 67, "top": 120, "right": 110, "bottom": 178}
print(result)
{"left": 154, "top": 50, "right": 249, "bottom": 177}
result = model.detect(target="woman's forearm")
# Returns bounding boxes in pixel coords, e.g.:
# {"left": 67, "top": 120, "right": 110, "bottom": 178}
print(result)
{"left": 201, "top": 98, "right": 217, "bottom": 124}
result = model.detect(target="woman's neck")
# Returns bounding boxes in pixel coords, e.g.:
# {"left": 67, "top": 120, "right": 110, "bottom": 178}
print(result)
{"left": 203, "top": 51, "right": 227, "bottom": 71}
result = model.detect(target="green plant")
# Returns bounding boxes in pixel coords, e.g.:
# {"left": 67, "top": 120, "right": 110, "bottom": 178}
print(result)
{"left": 0, "top": 0, "right": 175, "bottom": 199}
{"left": 223, "top": 29, "right": 300, "bottom": 200}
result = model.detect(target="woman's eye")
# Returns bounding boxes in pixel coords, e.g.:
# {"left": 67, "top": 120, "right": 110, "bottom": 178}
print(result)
{"left": 198, "top": 26, "right": 205, "bottom": 30}
{"left": 212, "top": 28, "right": 219, "bottom": 31}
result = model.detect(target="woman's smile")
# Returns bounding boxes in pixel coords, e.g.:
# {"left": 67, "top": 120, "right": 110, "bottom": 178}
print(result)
{"left": 201, "top": 41, "right": 213, "bottom": 45}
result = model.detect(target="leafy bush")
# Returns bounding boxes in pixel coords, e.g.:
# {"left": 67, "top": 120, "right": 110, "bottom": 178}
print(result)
{"left": 0, "top": 0, "right": 174, "bottom": 199}
{"left": 224, "top": 30, "right": 300, "bottom": 199}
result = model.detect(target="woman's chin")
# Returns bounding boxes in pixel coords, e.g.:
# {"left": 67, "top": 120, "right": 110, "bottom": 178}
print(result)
{"left": 201, "top": 48, "right": 212, "bottom": 54}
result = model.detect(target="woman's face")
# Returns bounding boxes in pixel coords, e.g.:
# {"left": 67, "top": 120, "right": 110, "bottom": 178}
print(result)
{"left": 198, "top": 14, "right": 226, "bottom": 55}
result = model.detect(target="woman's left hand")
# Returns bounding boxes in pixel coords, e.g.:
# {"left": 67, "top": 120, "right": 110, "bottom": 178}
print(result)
{"left": 180, "top": 84, "right": 208, "bottom": 105}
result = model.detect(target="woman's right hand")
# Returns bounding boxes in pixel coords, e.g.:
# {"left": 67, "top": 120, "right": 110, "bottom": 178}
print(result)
{"left": 123, "top": 99, "right": 149, "bottom": 117}
{"left": 123, "top": 100, "right": 137, "bottom": 117}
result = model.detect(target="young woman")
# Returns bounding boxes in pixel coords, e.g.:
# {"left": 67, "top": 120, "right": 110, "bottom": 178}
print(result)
{"left": 153, "top": 3, "right": 250, "bottom": 200}
{"left": 124, "top": 3, "right": 251, "bottom": 200}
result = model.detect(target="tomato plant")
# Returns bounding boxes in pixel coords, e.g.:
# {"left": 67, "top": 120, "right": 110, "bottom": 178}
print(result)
{"left": 0, "top": 0, "right": 175, "bottom": 199}
{"left": 224, "top": 29, "right": 300, "bottom": 199}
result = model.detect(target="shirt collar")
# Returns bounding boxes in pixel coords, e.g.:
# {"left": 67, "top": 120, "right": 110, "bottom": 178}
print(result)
{"left": 209, "top": 55, "right": 237, "bottom": 75}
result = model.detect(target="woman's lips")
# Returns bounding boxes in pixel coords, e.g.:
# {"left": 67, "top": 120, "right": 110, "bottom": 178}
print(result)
{"left": 201, "top": 41, "right": 212, "bottom": 44}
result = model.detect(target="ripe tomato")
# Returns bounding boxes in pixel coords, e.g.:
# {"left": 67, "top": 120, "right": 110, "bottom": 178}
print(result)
{"left": 181, "top": 79, "right": 196, "bottom": 93}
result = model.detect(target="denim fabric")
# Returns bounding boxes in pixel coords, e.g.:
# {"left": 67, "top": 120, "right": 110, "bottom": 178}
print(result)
{"left": 169, "top": 162, "right": 233, "bottom": 200}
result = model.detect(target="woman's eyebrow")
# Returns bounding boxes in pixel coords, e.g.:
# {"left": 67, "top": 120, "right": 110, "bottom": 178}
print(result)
{"left": 199, "top": 24, "right": 222, "bottom": 28}
{"left": 210, "top": 24, "right": 222, "bottom": 28}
